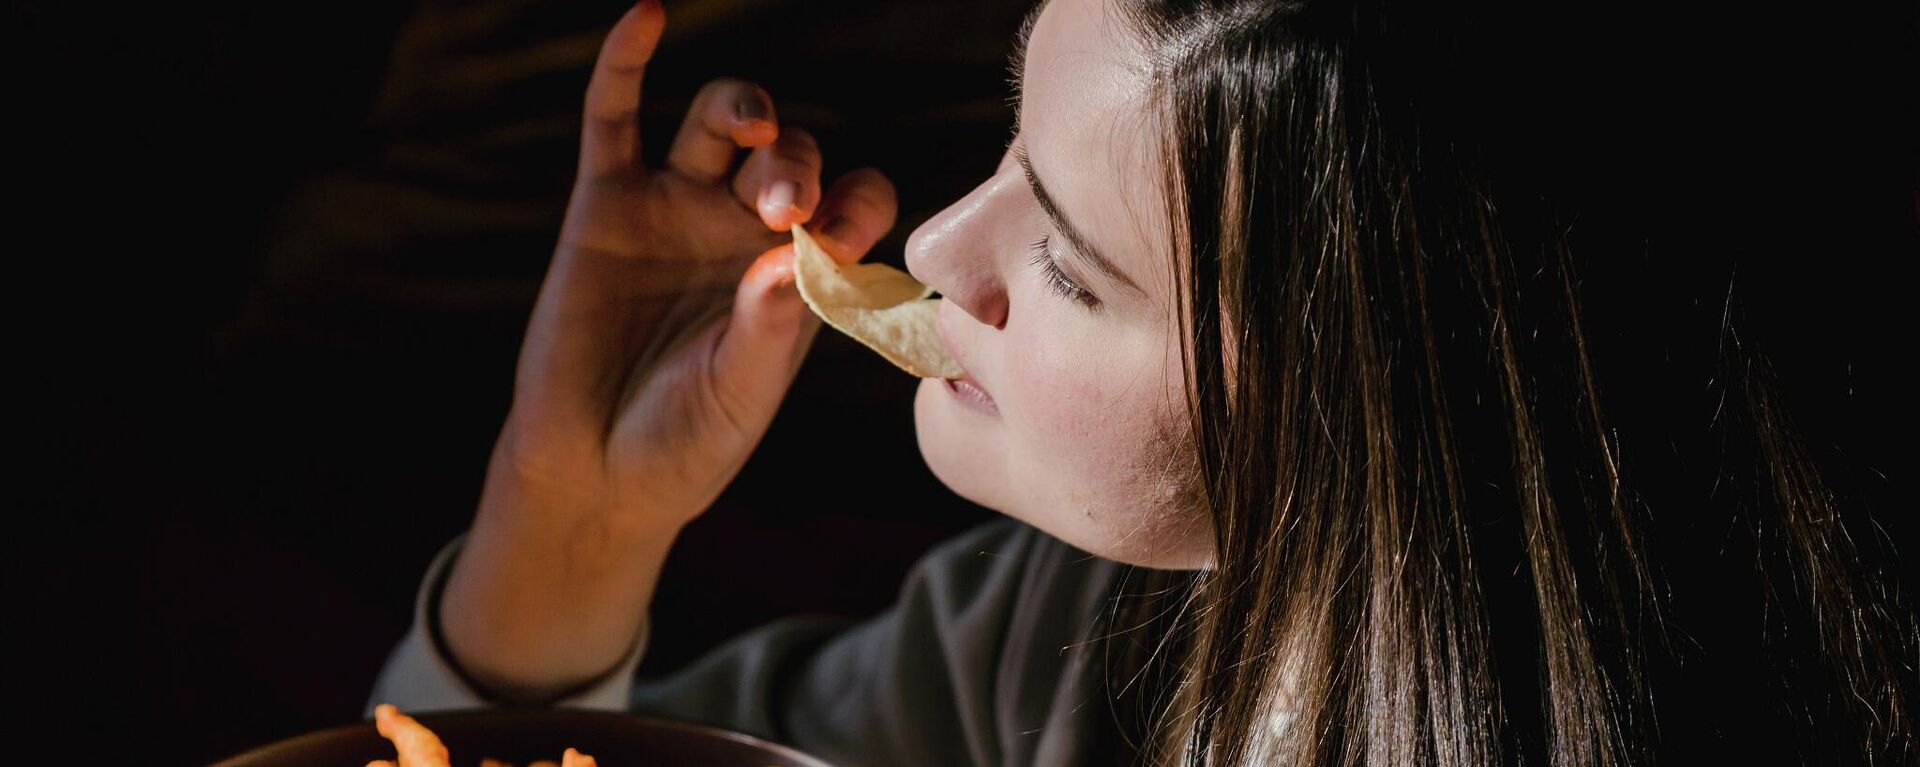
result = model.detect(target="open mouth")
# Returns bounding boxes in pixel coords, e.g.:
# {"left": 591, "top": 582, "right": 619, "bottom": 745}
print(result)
{"left": 934, "top": 317, "right": 999, "bottom": 415}
{"left": 942, "top": 374, "right": 998, "bottom": 414}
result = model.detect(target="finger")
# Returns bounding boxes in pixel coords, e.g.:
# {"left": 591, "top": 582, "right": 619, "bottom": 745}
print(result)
{"left": 666, "top": 78, "right": 779, "bottom": 185}
{"left": 729, "top": 125, "right": 824, "bottom": 232}
{"left": 561, "top": 748, "right": 600, "bottom": 767}
{"left": 808, "top": 167, "right": 899, "bottom": 264}
{"left": 706, "top": 243, "right": 818, "bottom": 434}
{"left": 579, "top": 0, "right": 667, "bottom": 179}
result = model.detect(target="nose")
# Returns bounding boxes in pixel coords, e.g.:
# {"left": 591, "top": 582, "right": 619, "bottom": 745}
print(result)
{"left": 904, "top": 169, "right": 1022, "bottom": 330}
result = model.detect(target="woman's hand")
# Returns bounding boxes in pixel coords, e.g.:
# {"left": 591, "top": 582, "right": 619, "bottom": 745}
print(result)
{"left": 439, "top": 0, "right": 898, "bottom": 702}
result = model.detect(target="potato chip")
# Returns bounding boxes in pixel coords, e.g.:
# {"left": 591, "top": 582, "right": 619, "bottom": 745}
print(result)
{"left": 790, "top": 224, "right": 964, "bottom": 379}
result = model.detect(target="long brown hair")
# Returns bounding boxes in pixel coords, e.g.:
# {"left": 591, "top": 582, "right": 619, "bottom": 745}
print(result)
{"left": 1083, "top": 0, "right": 1919, "bottom": 764}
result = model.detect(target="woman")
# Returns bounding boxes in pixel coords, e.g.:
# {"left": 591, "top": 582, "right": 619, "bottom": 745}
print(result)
{"left": 370, "top": 0, "right": 1917, "bottom": 763}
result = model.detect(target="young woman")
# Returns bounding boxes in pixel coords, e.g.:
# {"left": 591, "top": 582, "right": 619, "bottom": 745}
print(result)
{"left": 370, "top": 0, "right": 1917, "bottom": 763}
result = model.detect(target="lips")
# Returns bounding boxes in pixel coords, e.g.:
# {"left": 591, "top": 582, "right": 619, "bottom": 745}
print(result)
{"left": 934, "top": 311, "right": 998, "bottom": 413}
{"left": 943, "top": 375, "right": 998, "bottom": 414}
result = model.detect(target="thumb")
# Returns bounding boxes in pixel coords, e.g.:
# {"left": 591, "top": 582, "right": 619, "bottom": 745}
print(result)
{"left": 707, "top": 244, "right": 819, "bottom": 421}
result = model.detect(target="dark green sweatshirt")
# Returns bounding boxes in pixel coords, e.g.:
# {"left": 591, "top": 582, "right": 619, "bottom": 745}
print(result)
{"left": 367, "top": 519, "right": 1145, "bottom": 767}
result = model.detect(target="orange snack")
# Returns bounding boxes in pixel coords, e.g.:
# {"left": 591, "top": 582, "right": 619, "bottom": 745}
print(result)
{"left": 366, "top": 704, "right": 600, "bottom": 767}
{"left": 370, "top": 704, "right": 451, "bottom": 767}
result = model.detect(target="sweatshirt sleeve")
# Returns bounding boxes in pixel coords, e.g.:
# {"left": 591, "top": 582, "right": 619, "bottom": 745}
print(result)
{"left": 624, "top": 518, "right": 1066, "bottom": 767}
{"left": 366, "top": 518, "right": 1111, "bottom": 767}
{"left": 363, "top": 534, "right": 648, "bottom": 716}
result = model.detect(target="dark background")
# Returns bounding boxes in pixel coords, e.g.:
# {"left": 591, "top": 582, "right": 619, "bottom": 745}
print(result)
{"left": 11, "top": 1, "right": 1026, "bottom": 763}
{"left": 7, "top": 0, "right": 1917, "bottom": 765}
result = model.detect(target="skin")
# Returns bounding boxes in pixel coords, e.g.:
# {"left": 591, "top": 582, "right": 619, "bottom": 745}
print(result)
{"left": 438, "top": 0, "right": 1210, "bottom": 705}
{"left": 907, "top": 0, "right": 1210, "bottom": 571}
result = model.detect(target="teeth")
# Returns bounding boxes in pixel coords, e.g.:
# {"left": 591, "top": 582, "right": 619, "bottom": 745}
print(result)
{"left": 948, "top": 378, "right": 996, "bottom": 410}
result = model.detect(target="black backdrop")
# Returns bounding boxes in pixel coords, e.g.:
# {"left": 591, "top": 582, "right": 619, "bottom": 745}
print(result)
{"left": 9, "top": 0, "right": 1916, "bottom": 765}
{"left": 11, "top": 1, "right": 1024, "bottom": 763}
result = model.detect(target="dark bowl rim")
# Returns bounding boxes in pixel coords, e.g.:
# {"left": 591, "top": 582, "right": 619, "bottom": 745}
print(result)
{"left": 208, "top": 708, "right": 836, "bottom": 767}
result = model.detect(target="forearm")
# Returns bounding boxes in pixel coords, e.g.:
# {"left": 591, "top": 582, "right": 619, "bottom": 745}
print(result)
{"left": 439, "top": 456, "right": 681, "bottom": 703}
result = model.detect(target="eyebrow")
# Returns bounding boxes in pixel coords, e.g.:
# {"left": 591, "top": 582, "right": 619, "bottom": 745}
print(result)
{"left": 1015, "top": 144, "right": 1147, "bottom": 298}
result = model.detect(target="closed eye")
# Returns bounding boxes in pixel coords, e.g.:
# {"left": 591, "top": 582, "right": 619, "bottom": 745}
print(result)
{"left": 1029, "top": 234, "right": 1101, "bottom": 312}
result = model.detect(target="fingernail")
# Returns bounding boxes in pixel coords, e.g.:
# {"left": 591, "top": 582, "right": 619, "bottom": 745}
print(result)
{"left": 735, "top": 92, "right": 768, "bottom": 122}
{"left": 762, "top": 181, "right": 797, "bottom": 217}
{"left": 769, "top": 254, "right": 799, "bottom": 300}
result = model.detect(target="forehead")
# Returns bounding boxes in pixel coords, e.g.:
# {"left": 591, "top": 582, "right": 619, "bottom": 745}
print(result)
{"left": 1020, "top": 0, "right": 1171, "bottom": 305}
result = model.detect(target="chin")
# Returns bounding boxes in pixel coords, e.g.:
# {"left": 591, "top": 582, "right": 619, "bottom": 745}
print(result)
{"left": 911, "top": 379, "right": 1003, "bottom": 511}
{"left": 913, "top": 384, "right": 1212, "bottom": 570}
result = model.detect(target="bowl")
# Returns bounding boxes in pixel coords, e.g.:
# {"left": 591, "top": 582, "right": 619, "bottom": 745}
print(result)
{"left": 211, "top": 709, "right": 838, "bottom": 767}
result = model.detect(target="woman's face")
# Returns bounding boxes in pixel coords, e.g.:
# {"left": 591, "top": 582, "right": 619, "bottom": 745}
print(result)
{"left": 906, "top": 0, "right": 1212, "bottom": 570}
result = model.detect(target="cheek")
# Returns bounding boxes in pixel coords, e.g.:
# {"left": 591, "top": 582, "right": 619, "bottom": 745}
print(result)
{"left": 1005, "top": 324, "right": 1101, "bottom": 443}
{"left": 996, "top": 315, "right": 1211, "bottom": 569}
{"left": 1001, "top": 318, "right": 1164, "bottom": 506}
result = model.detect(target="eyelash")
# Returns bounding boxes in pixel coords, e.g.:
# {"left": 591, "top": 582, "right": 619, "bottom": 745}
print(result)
{"left": 1028, "top": 235, "right": 1101, "bottom": 312}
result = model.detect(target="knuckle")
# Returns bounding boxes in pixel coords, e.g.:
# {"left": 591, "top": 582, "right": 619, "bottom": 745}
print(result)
{"left": 779, "top": 126, "right": 819, "bottom": 150}
{"left": 773, "top": 131, "right": 822, "bottom": 168}
{"left": 585, "top": 101, "right": 633, "bottom": 128}
{"left": 700, "top": 76, "right": 753, "bottom": 97}
{"left": 700, "top": 359, "right": 757, "bottom": 438}
{"left": 840, "top": 170, "right": 899, "bottom": 214}
{"left": 847, "top": 167, "right": 897, "bottom": 198}
{"left": 774, "top": 156, "right": 818, "bottom": 179}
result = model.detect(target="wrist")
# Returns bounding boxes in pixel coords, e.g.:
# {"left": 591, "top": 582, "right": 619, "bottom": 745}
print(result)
{"left": 442, "top": 474, "right": 682, "bottom": 700}
{"left": 437, "top": 521, "right": 674, "bottom": 702}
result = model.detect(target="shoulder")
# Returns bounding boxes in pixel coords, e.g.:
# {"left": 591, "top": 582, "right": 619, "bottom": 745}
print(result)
{"left": 893, "top": 517, "right": 1128, "bottom": 668}
{"left": 908, "top": 517, "right": 1124, "bottom": 604}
